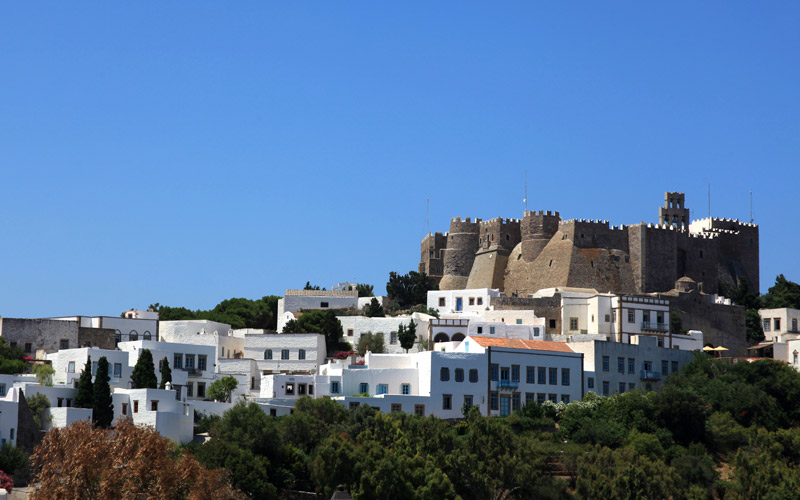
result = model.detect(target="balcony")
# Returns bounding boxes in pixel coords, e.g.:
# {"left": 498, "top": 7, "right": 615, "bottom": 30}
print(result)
{"left": 640, "top": 370, "right": 662, "bottom": 381}
{"left": 495, "top": 379, "right": 520, "bottom": 390}
{"left": 185, "top": 368, "right": 203, "bottom": 377}
{"left": 641, "top": 322, "right": 669, "bottom": 332}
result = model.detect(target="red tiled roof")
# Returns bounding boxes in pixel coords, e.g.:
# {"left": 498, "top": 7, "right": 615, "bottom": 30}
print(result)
{"left": 468, "top": 336, "right": 575, "bottom": 353}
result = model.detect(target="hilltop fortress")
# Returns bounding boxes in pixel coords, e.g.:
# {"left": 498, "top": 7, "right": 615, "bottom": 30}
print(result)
{"left": 420, "top": 193, "right": 759, "bottom": 297}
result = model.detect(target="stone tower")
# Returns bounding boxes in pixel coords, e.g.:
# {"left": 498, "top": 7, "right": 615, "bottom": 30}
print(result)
{"left": 439, "top": 217, "right": 481, "bottom": 290}
{"left": 659, "top": 192, "right": 690, "bottom": 230}
{"left": 521, "top": 210, "right": 561, "bottom": 262}
{"left": 465, "top": 218, "right": 521, "bottom": 289}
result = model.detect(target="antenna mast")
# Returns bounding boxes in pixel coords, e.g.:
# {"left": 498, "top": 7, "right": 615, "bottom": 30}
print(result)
{"left": 523, "top": 170, "right": 528, "bottom": 212}
{"left": 750, "top": 190, "right": 753, "bottom": 223}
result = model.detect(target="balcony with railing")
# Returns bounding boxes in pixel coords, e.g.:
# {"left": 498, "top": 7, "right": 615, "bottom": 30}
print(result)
{"left": 185, "top": 368, "right": 203, "bottom": 377}
{"left": 494, "top": 379, "right": 520, "bottom": 390}
{"left": 641, "top": 322, "right": 669, "bottom": 332}
{"left": 640, "top": 370, "right": 662, "bottom": 381}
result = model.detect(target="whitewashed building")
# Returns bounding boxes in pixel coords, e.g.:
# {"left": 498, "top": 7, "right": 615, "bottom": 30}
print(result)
{"left": 277, "top": 289, "right": 360, "bottom": 331}
{"left": 159, "top": 320, "right": 243, "bottom": 362}
{"left": 113, "top": 388, "right": 194, "bottom": 444}
{"left": 759, "top": 308, "right": 800, "bottom": 343}
{"left": 427, "top": 288, "right": 501, "bottom": 315}
{"left": 46, "top": 347, "right": 132, "bottom": 389}
{"left": 337, "top": 316, "right": 421, "bottom": 354}
{"left": 244, "top": 333, "right": 326, "bottom": 374}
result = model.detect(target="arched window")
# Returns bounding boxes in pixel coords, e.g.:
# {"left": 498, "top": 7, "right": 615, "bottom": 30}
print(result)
{"left": 143, "top": 331, "right": 152, "bottom": 341}
{"left": 129, "top": 330, "right": 138, "bottom": 342}
{"left": 451, "top": 333, "right": 466, "bottom": 342}
{"left": 433, "top": 333, "right": 450, "bottom": 343}
{"left": 115, "top": 330, "right": 122, "bottom": 345}
{"left": 265, "top": 349, "right": 272, "bottom": 360}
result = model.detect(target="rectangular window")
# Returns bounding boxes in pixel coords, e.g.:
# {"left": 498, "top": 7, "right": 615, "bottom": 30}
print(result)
{"left": 561, "top": 368, "right": 570, "bottom": 386}
{"left": 133, "top": 400, "right": 139, "bottom": 413}
{"left": 602, "top": 381, "right": 610, "bottom": 396}
{"left": 68, "top": 361, "right": 75, "bottom": 373}
{"left": 469, "top": 369, "right": 478, "bottom": 383}
{"left": 455, "top": 368, "right": 464, "bottom": 382}
{"left": 628, "top": 358, "right": 635, "bottom": 374}
{"left": 569, "top": 318, "right": 578, "bottom": 331}
{"left": 60, "top": 339, "right": 69, "bottom": 350}
{"left": 349, "top": 402, "right": 360, "bottom": 411}
{"left": 489, "top": 326, "right": 495, "bottom": 334}
{"left": 391, "top": 403, "right": 402, "bottom": 412}
{"left": 549, "top": 319, "right": 556, "bottom": 329}
{"left": 320, "top": 302, "right": 329, "bottom": 308}
{"left": 92, "top": 361, "right": 98, "bottom": 375}
{"left": 173, "top": 354, "right": 182, "bottom": 369}
{"left": 469, "top": 297, "right": 475, "bottom": 306}
{"left": 477, "top": 326, "right": 483, "bottom": 334}
{"left": 525, "top": 393, "right": 535, "bottom": 405}
{"left": 618, "top": 357, "right": 625, "bottom": 374}
{"left": 549, "top": 367, "right": 557, "bottom": 385}
{"left": 604, "top": 314, "right": 610, "bottom": 322}
{"left": 464, "top": 395, "right": 473, "bottom": 409}
{"left": 561, "top": 395, "right": 570, "bottom": 403}
{"left": 490, "top": 364, "right": 499, "bottom": 381}
{"left": 793, "top": 318, "right": 798, "bottom": 332}
{"left": 511, "top": 392, "right": 520, "bottom": 411}
{"left": 281, "top": 349, "right": 289, "bottom": 360}
{"left": 537, "top": 393, "right": 545, "bottom": 405}
{"left": 629, "top": 383, "right": 636, "bottom": 391}
{"left": 538, "top": 367, "right": 546, "bottom": 384}
{"left": 438, "top": 297, "right": 446, "bottom": 307}
{"left": 775, "top": 319, "right": 781, "bottom": 331}
{"left": 187, "top": 383, "right": 193, "bottom": 397}
{"left": 548, "top": 394, "right": 557, "bottom": 403}
{"left": 197, "top": 383, "right": 205, "bottom": 398}
{"left": 347, "top": 329, "right": 354, "bottom": 336}
{"left": 628, "top": 309, "right": 635, "bottom": 323}
{"left": 443, "top": 394, "right": 452, "bottom": 410}
{"left": 0, "top": 384, "right": 5, "bottom": 397}
{"left": 265, "top": 349, "right": 272, "bottom": 360}
{"left": 114, "top": 363, "right": 122, "bottom": 378}
{"left": 602, "top": 356, "right": 610, "bottom": 372}
{"left": 587, "top": 377, "right": 594, "bottom": 389}
{"left": 511, "top": 365, "right": 520, "bottom": 382}
{"left": 643, "top": 311, "right": 650, "bottom": 324}
{"left": 286, "top": 383, "right": 295, "bottom": 395}
{"left": 401, "top": 383, "right": 411, "bottom": 394}
{"left": 612, "top": 310, "right": 616, "bottom": 323}
{"left": 25, "top": 343, "right": 32, "bottom": 354}
{"left": 299, "top": 384, "right": 307, "bottom": 395}
{"left": 414, "top": 404, "right": 425, "bottom": 416}
{"left": 330, "top": 381, "right": 340, "bottom": 394}
{"left": 441, "top": 367, "right": 451, "bottom": 381}
{"left": 299, "top": 349, "right": 306, "bottom": 360}
{"left": 477, "top": 297, "right": 483, "bottom": 305}
{"left": 516, "top": 319, "right": 522, "bottom": 325}
{"left": 526, "top": 366, "right": 535, "bottom": 384}
{"left": 763, "top": 319, "right": 771, "bottom": 332}
{"left": 671, "top": 361, "right": 679, "bottom": 373}
{"left": 185, "top": 355, "right": 195, "bottom": 369}
{"left": 121, "top": 402, "right": 128, "bottom": 415}
{"left": 661, "top": 360, "right": 668, "bottom": 376}
{"left": 390, "top": 332, "right": 397, "bottom": 344}
{"left": 151, "top": 400, "right": 159, "bottom": 411}
{"left": 377, "top": 384, "right": 388, "bottom": 395}
{"left": 619, "top": 382, "right": 626, "bottom": 394}
{"left": 490, "top": 392, "right": 498, "bottom": 411}
{"left": 198, "top": 355, "right": 207, "bottom": 371}
{"left": 359, "top": 383, "right": 369, "bottom": 394}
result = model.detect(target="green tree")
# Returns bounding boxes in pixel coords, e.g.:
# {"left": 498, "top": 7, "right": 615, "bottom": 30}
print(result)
{"left": 26, "top": 392, "right": 51, "bottom": 429}
{"left": 284, "top": 310, "right": 344, "bottom": 354}
{"left": 669, "top": 312, "right": 685, "bottom": 335}
{"left": 399, "top": 321, "right": 417, "bottom": 353}
{"left": 33, "top": 363, "right": 55, "bottom": 386}
{"left": 158, "top": 357, "right": 172, "bottom": 390}
{"left": 0, "top": 338, "right": 27, "bottom": 375}
{"left": 386, "top": 271, "right": 437, "bottom": 310}
{"left": 356, "top": 332, "right": 385, "bottom": 356}
{"left": 130, "top": 349, "right": 158, "bottom": 389}
{"left": 761, "top": 274, "right": 800, "bottom": 309}
{"left": 355, "top": 283, "right": 374, "bottom": 297}
{"left": 0, "top": 443, "right": 27, "bottom": 475}
{"left": 575, "top": 446, "right": 679, "bottom": 500}
{"left": 74, "top": 356, "right": 94, "bottom": 409}
{"left": 208, "top": 376, "right": 239, "bottom": 403}
{"left": 745, "top": 308, "right": 765, "bottom": 342}
{"left": 304, "top": 281, "right": 322, "bottom": 291}
{"left": 93, "top": 357, "right": 114, "bottom": 428}
{"left": 363, "top": 297, "right": 385, "bottom": 317}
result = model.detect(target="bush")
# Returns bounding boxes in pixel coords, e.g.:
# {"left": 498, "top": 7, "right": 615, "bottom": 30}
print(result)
{"left": 0, "top": 443, "right": 27, "bottom": 475}
{"left": 0, "top": 469, "right": 13, "bottom": 493}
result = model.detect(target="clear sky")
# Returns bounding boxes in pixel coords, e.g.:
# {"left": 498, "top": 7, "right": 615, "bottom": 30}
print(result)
{"left": 1, "top": 2, "right": 798, "bottom": 318}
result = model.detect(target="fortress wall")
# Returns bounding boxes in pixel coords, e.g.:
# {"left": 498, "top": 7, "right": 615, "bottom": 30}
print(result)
{"left": 560, "top": 219, "right": 629, "bottom": 251}
{"left": 641, "top": 224, "right": 680, "bottom": 293}
{"left": 478, "top": 218, "right": 521, "bottom": 253}
{"left": 521, "top": 211, "right": 560, "bottom": 262}
{"left": 419, "top": 232, "right": 447, "bottom": 280}
{"left": 466, "top": 249, "right": 510, "bottom": 290}
{"left": 679, "top": 233, "right": 719, "bottom": 293}
{"left": 440, "top": 218, "right": 480, "bottom": 290}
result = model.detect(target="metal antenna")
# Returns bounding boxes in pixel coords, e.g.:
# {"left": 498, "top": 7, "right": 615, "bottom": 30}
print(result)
{"left": 523, "top": 170, "right": 528, "bottom": 212}
{"left": 750, "top": 190, "right": 753, "bottom": 223}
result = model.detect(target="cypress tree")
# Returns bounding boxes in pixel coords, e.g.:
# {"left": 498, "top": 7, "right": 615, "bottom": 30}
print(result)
{"left": 159, "top": 356, "right": 172, "bottom": 390}
{"left": 93, "top": 357, "right": 114, "bottom": 428}
{"left": 131, "top": 349, "right": 158, "bottom": 389}
{"left": 74, "top": 356, "right": 94, "bottom": 409}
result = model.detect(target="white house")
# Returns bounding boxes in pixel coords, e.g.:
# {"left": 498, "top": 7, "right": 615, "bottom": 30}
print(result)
{"left": 159, "top": 320, "right": 243, "bottom": 362}
{"left": 113, "top": 388, "right": 194, "bottom": 444}
{"left": 427, "top": 288, "right": 501, "bottom": 315}
{"left": 759, "top": 308, "right": 800, "bottom": 343}
{"left": 277, "top": 289, "right": 359, "bottom": 331}
{"left": 244, "top": 333, "right": 326, "bottom": 374}
{"left": 467, "top": 321, "right": 544, "bottom": 340}
{"left": 337, "top": 316, "right": 421, "bottom": 354}
{"left": 0, "top": 376, "right": 20, "bottom": 447}
{"left": 453, "top": 336, "right": 584, "bottom": 413}
{"left": 567, "top": 336, "right": 695, "bottom": 396}
{"left": 118, "top": 340, "right": 217, "bottom": 401}
{"left": 46, "top": 347, "right": 132, "bottom": 389}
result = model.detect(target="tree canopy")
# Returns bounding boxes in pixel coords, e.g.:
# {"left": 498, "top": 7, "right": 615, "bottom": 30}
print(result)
{"left": 386, "top": 271, "right": 437, "bottom": 310}
{"left": 130, "top": 349, "right": 158, "bottom": 389}
{"left": 74, "top": 356, "right": 94, "bottom": 409}
{"left": 363, "top": 297, "right": 384, "bottom": 317}
{"left": 356, "top": 332, "right": 385, "bottom": 357}
{"left": 92, "top": 357, "right": 114, "bottom": 428}
{"left": 761, "top": 274, "right": 800, "bottom": 309}
{"left": 282, "top": 309, "right": 344, "bottom": 354}
{"left": 150, "top": 295, "right": 281, "bottom": 331}
{"left": 158, "top": 356, "right": 172, "bottom": 390}
{"left": 398, "top": 321, "right": 417, "bottom": 353}
{"left": 0, "top": 338, "right": 27, "bottom": 375}
{"left": 208, "top": 376, "right": 239, "bottom": 403}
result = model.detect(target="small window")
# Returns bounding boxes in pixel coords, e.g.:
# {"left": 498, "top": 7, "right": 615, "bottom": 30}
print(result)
{"left": 537, "top": 393, "right": 545, "bottom": 405}
{"left": 440, "top": 367, "right": 450, "bottom": 381}
{"left": 438, "top": 297, "right": 446, "bottom": 307}
{"left": 133, "top": 400, "right": 139, "bottom": 413}
{"left": 391, "top": 403, "right": 402, "bottom": 412}
{"left": 349, "top": 402, "right": 360, "bottom": 411}
{"left": 618, "top": 357, "right": 625, "bottom": 374}
{"left": 549, "top": 319, "right": 556, "bottom": 329}
{"left": 114, "top": 363, "right": 122, "bottom": 378}
{"left": 469, "top": 298, "right": 475, "bottom": 306}
{"left": 569, "top": 318, "right": 578, "bottom": 331}
{"left": 516, "top": 319, "right": 522, "bottom": 325}
{"left": 490, "top": 392, "right": 498, "bottom": 411}
{"left": 549, "top": 368, "right": 557, "bottom": 385}
{"left": 604, "top": 314, "right": 610, "bottom": 322}
{"left": 477, "top": 297, "right": 483, "bottom": 305}
{"left": 526, "top": 366, "right": 535, "bottom": 384}
{"left": 401, "top": 383, "right": 410, "bottom": 394}
{"left": 265, "top": 349, "right": 272, "bottom": 360}
{"left": 489, "top": 326, "right": 495, "bottom": 334}
{"left": 185, "top": 355, "right": 195, "bottom": 369}
{"left": 602, "top": 381, "right": 609, "bottom": 395}
{"left": 68, "top": 361, "right": 75, "bottom": 373}
{"left": 468, "top": 369, "right": 478, "bottom": 383}
{"left": 628, "top": 358, "right": 635, "bottom": 374}
{"left": 359, "top": 382, "right": 369, "bottom": 394}
{"left": 0, "top": 384, "right": 5, "bottom": 397}
{"left": 587, "top": 377, "right": 594, "bottom": 389}
{"left": 561, "top": 395, "right": 570, "bottom": 404}
{"left": 25, "top": 343, "right": 32, "bottom": 354}
{"left": 143, "top": 332, "right": 152, "bottom": 341}
{"left": 628, "top": 309, "right": 635, "bottom": 323}
{"left": 390, "top": 332, "right": 397, "bottom": 344}
{"left": 561, "top": 368, "right": 570, "bottom": 386}
{"left": 331, "top": 381, "right": 340, "bottom": 394}
{"left": 511, "top": 365, "right": 520, "bottom": 382}
{"left": 602, "top": 356, "right": 610, "bottom": 372}
{"left": 60, "top": 339, "right": 69, "bottom": 350}
{"left": 414, "top": 404, "right": 425, "bottom": 417}
{"left": 775, "top": 319, "right": 781, "bottom": 331}
{"left": 347, "top": 329, "right": 354, "bottom": 336}
{"left": 187, "top": 383, "right": 193, "bottom": 397}
{"left": 464, "top": 395, "right": 473, "bottom": 410}
{"left": 286, "top": 383, "right": 295, "bottom": 395}
{"left": 538, "top": 367, "right": 546, "bottom": 384}
{"left": 376, "top": 384, "right": 388, "bottom": 395}
{"left": 198, "top": 355, "right": 207, "bottom": 371}
{"left": 174, "top": 354, "right": 183, "bottom": 369}
{"left": 281, "top": 349, "right": 289, "bottom": 360}
{"left": 298, "top": 384, "right": 306, "bottom": 395}
{"left": 477, "top": 326, "right": 483, "bottom": 334}
{"left": 122, "top": 403, "right": 128, "bottom": 415}
{"left": 671, "top": 361, "right": 679, "bottom": 373}
{"left": 320, "top": 302, "right": 329, "bottom": 308}
{"left": 442, "top": 394, "right": 452, "bottom": 410}
{"left": 619, "top": 382, "right": 626, "bottom": 394}
{"left": 299, "top": 349, "right": 306, "bottom": 360}
{"left": 455, "top": 368, "right": 464, "bottom": 382}
{"left": 197, "top": 383, "right": 205, "bottom": 398}
{"left": 763, "top": 319, "right": 771, "bottom": 331}
{"left": 490, "top": 364, "right": 498, "bottom": 381}
{"left": 151, "top": 400, "right": 158, "bottom": 411}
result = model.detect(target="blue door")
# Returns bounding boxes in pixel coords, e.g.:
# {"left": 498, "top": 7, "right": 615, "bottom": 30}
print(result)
{"left": 456, "top": 297, "right": 463, "bottom": 311}
{"left": 500, "top": 396, "right": 510, "bottom": 416}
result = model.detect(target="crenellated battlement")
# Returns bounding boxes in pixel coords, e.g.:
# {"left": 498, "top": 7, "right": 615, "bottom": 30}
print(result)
{"left": 525, "top": 210, "right": 560, "bottom": 217}
{"left": 480, "top": 217, "right": 521, "bottom": 225}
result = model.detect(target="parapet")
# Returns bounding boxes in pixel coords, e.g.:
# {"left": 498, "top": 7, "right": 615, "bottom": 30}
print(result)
{"left": 524, "top": 210, "right": 560, "bottom": 217}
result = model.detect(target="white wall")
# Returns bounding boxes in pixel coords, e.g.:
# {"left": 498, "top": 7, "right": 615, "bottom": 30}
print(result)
{"left": 338, "top": 316, "right": 421, "bottom": 354}
{"left": 244, "top": 334, "right": 326, "bottom": 373}
{"left": 46, "top": 347, "right": 131, "bottom": 388}
{"left": 427, "top": 289, "right": 500, "bottom": 314}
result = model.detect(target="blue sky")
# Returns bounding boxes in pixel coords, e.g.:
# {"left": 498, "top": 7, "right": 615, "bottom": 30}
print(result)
{"left": 1, "top": 3, "right": 798, "bottom": 318}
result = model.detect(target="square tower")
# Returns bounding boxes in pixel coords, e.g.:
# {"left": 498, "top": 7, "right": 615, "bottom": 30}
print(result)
{"left": 659, "top": 192, "right": 690, "bottom": 229}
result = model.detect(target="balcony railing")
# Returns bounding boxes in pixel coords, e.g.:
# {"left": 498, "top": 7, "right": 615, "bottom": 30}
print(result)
{"left": 641, "top": 322, "right": 669, "bottom": 332}
{"left": 186, "top": 368, "right": 203, "bottom": 377}
{"left": 640, "top": 370, "right": 662, "bottom": 381}
{"left": 496, "top": 379, "right": 520, "bottom": 390}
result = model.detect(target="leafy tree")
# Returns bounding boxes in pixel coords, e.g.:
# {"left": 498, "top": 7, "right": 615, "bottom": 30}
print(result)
{"left": 761, "top": 274, "right": 800, "bottom": 309}
{"left": 745, "top": 308, "right": 765, "bottom": 342}
{"left": 29, "top": 419, "right": 244, "bottom": 500}
{"left": 575, "top": 446, "right": 679, "bottom": 500}
{"left": 208, "top": 376, "right": 239, "bottom": 403}
{"left": 355, "top": 283, "right": 374, "bottom": 297}
{"left": 724, "top": 276, "right": 761, "bottom": 309}
{"left": 303, "top": 282, "right": 322, "bottom": 291}
{"left": 0, "top": 338, "right": 27, "bottom": 375}
{"left": 356, "top": 332, "right": 385, "bottom": 356}
{"left": 399, "top": 321, "right": 417, "bottom": 353}
{"left": 363, "top": 297, "right": 385, "bottom": 317}
{"left": 130, "top": 349, "right": 158, "bottom": 389}
{"left": 150, "top": 295, "right": 281, "bottom": 330}
{"left": 409, "top": 304, "right": 440, "bottom": 318}
{"left": 283, "top": 310, "right": 344, "bottom": 355}
{"left": 0, "top": 443, "right": 27, "bottom": 475}
{"left": 26, "top": 392, "right": 51, "bottom": 429}
{"left": 33, "top": 363, "right": 55, "bottom": 386}
{"left": 158, "top": 357, "right": 172, "bottom": 390}
{"left": 669, "top": 312, "right": 684, "bottom": 335}
{"left": 93, "top": 357, "right": 114, "bottom": 428}
{"left": 386, "top": 271, "right": 438, "bottom": 310}
{"left": 74, "top": 356, "right": 94, "bottom": 409}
